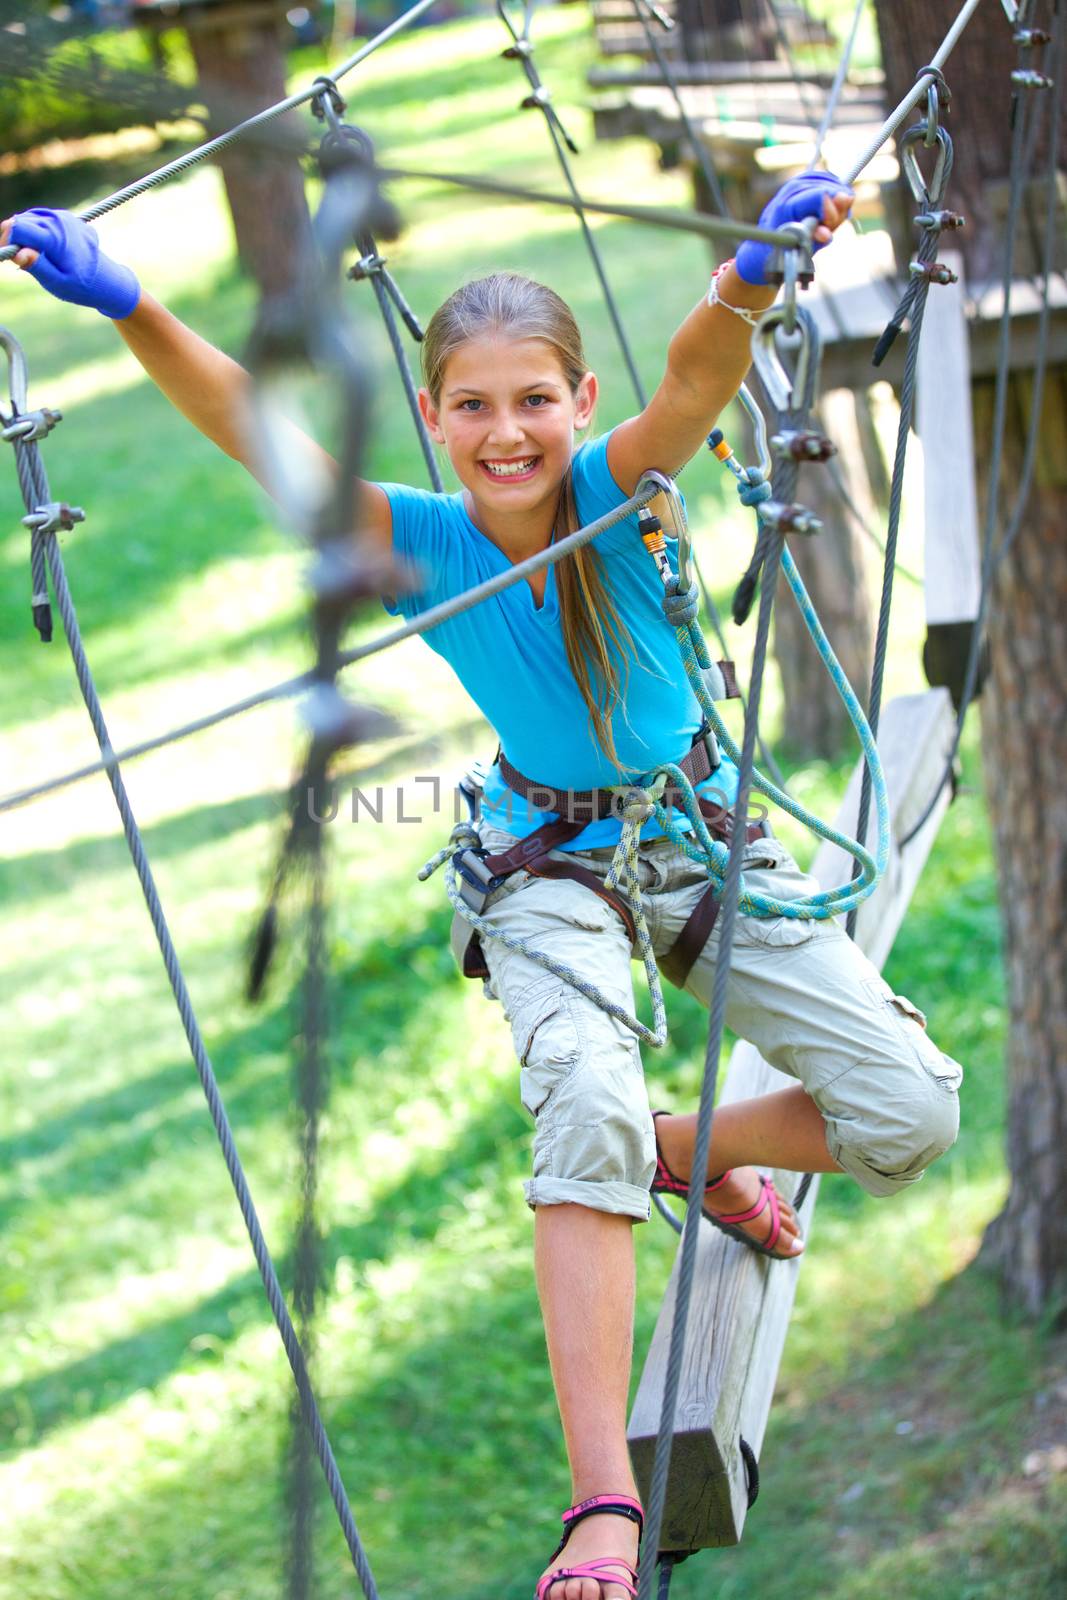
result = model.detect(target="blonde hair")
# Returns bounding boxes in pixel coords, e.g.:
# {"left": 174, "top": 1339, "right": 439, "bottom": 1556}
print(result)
{"left": 422, "top": 272, "right": 635, "bottom": 773}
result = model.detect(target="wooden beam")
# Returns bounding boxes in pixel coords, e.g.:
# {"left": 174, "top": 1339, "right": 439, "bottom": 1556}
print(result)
{"left": 627, "top": 689, "right": 958, "bottom": 1553}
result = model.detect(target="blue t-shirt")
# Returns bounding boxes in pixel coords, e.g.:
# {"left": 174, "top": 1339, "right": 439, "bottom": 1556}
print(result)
{"left": 381, "top": 430, "right": 739, "bottom": 849}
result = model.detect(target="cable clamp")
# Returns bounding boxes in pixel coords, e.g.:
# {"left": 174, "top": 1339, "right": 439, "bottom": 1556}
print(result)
{"left": 1015, "top": 28, "right": 1052, "bottom": 46}
{"left": 22, "top": 501, "right": 85, "bottom": 535}
{"left": 915, "top": 208, "right": 965, "bottom": 231}
{"left": 758, "top": 500, "right": 822, "bottom": 537}
{"left": 771, "top": 428, "right": 836, "bottom": 463}
{"left": 521, "top": 85, "right": 551, "bottom": 109}
{"left": 909, "top": 258, "right": 958, "bottom": 286}
{"left": 1011, "top": 68, "right": 1055, "bottom": 88}
{"left": 348, "top": 251, "right": 386, "bottom": 280}
{"left": 2, "top": 406, "right": 62, "bottom": 442}
{"left": 501, "top": 39, "right": 532, "bottom": 58}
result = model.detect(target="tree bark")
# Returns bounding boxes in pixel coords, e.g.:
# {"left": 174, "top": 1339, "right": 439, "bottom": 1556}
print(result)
{"left": 184, "top": 2, "right": 310, "bottom": 297}
{"left": 873, "top": 0, "right": 1067, "bottom": 1318}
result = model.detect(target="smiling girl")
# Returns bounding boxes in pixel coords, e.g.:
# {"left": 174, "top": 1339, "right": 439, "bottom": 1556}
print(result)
{"left": 2, "top": 180, "right": 962, "bottom": 1600}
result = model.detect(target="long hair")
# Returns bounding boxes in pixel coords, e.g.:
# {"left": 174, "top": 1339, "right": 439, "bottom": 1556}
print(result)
{"left": 422, "top": 272, "right": 636, "bottom": 772}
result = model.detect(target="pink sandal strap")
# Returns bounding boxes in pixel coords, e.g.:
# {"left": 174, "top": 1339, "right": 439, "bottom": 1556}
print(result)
{"left": 713, "top": 1173, "right": 783, "bottom": 1251}
{"left": 561, "top": 1494, "right": 643, "bottom": 1529}
{"left": 537, "top": 1558, "right": 638, "bottom": 1599}
{"left": 651, "top": 1111, "right": 730, "bottom": 1199}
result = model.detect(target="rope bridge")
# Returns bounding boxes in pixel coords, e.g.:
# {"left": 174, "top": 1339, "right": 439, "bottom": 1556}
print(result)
{"left": 1, "top": 1, "right": 1059, "bottom": 1596}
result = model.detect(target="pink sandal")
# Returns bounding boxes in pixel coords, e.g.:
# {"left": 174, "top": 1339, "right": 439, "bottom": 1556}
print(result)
{"left": 651, "top": 1110, "right": 800, "bottom": 1261}
{"left": 535, "top": 1494, "right": 643, "bottom": 1599}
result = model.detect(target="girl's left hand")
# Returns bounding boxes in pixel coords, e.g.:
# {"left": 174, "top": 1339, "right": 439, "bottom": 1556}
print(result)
{"left": 736, "top": 170, "right": 854, "bottom": 285}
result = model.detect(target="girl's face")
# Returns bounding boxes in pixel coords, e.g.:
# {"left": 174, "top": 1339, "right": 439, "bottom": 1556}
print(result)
{"left": 419, "top": 335, "right": 596, "bottom": 518}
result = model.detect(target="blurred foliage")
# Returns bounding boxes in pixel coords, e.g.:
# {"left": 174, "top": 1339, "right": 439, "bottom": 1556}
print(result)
{"left": 0, "top": 4, "right": 199, "bottom": 155}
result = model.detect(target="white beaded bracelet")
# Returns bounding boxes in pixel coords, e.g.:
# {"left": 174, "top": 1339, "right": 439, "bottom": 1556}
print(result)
{"left": 706, "top": 258, "right": 764, "bottom": 327}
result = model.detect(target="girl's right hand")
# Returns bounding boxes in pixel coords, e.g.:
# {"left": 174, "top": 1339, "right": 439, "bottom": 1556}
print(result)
{"left": 0, "top": 208, "right": 140, "bottom": 320}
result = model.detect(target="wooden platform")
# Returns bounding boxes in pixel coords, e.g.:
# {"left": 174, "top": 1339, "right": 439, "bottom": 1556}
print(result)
{"left": 627, "top": 688, "right": 959, "bottom": 1552}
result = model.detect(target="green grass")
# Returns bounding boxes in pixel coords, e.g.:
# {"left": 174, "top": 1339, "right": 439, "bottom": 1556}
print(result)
{"left": 2, "top": 9, "right": 1065, "bottom": 1600}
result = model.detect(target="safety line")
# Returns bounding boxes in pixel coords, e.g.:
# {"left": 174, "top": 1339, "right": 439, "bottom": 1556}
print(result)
{"left": 496, "top": 0, "right": 649, "bottom": 407}
{"left": 811, "top": 0, "right": 868, "bottom": 167}
{"left": 0, "top": 483, "right": 661, "bottom": 815}
{"left": 2, "top": 341, "right": 381, "bottom": 1599}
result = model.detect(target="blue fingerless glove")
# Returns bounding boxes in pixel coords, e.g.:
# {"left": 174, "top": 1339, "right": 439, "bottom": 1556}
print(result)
{"left": 8, "top": 208, "right": 140, "bottom": 320}
{"left": 735, "top": 170, "right": 853, "bottom": 287}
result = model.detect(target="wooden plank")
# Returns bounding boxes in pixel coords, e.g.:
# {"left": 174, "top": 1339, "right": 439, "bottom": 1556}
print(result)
{"left": 627, "top": 689, "right": 957, "bottom": 1552}
{"left": 917, "top": 250, "right": 981, "bottom": 625}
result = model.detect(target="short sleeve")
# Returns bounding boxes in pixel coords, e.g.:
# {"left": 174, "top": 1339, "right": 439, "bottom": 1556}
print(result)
{"left": 378, "top": 481, "right": 452, "bottom": 619}
{"left": 571, "top": 430, "right": 684, "bottom": 557}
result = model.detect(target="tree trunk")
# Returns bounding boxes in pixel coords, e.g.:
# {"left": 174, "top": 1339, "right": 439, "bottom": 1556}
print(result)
{"left": 184, "top": 1, "right": 310, "bottom": 297}
{"left": 873, "top": 0, "right": 1067, "bottom": 1318}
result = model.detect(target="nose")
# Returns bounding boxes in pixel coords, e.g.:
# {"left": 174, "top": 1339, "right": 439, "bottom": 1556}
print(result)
{"left": 487, "top": 408, "right": 526, "bottom": 449}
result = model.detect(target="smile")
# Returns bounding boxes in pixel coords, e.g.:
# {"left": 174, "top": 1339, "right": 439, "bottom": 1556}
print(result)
{"left": 479, "top": 456, "right": 541, "bottom": 481}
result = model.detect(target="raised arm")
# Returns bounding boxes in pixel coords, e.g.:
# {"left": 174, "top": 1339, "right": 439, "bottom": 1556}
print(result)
{"left": 0, "top": 209, "right": 393, "bottom": 550}
{"left": 607, "top": 174, "right": 853, "bottom": 495}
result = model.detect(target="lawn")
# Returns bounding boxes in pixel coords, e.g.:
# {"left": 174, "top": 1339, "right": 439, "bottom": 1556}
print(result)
{"left": 1, "top": 7, "right": 1065, "bottom": 1600}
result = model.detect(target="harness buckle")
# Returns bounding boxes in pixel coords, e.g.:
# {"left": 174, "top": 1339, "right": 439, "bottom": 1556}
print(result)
{"left": 453, "top": 846, "right": 506, "bottom": 913}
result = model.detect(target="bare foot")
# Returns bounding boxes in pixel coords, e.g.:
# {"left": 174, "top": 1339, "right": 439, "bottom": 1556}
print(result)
{"left": 539, "top": 1510, "right": 640, "bottom": 1600}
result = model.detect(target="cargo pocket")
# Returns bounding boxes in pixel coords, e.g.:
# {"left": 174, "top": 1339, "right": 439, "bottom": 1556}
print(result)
{"left": 510, "top": 976, "right": 583, "bottom": 1119}
{"left": 871, "top": 980, "right": 964, "bottom": 1095}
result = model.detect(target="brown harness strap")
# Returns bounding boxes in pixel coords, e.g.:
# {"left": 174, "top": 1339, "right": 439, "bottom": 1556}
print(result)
{"left": 658, "top": 884, "right": 721, "bottom": 991}
{"left": 458, "top": 755, "right": 771, "bottom": 989}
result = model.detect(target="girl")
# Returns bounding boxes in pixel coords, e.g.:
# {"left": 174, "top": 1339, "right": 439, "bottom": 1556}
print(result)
{"left": 2, "top": 181, "right": 962, "bottom": 1600}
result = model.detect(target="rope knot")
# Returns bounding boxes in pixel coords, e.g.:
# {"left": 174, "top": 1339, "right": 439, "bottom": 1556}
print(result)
{"left": 662, "top": 576, "right": 700, "bottom": 627}
{"left": 615, "top": 785, "right": 655, "bottom": 825}
{"left": 737, "top": 470, "right": 772, "bottom": 508}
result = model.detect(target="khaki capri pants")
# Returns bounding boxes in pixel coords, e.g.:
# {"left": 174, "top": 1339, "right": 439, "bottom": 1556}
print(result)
{"left": 476, "top": 823, "right": 963, "bottom": 1221}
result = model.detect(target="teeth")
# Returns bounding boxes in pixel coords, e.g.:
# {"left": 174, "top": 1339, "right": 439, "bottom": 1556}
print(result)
{"left": 483, "top": 457, "right": 537, "bottom": 477}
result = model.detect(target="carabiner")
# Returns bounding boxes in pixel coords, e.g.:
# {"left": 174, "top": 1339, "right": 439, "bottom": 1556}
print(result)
{"left": 635, "top": 467, "right": 690, "bottom": 589}
{"left": 736, "top": 383, "right": 773, "bottom": 481}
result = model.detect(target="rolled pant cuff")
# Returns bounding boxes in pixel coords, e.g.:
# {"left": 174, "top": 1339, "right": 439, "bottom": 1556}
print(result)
{"left": 523, "top": 1176, "right": 651, "bottom": 1221}
{"left": 828, "top": 1137, "right": 929, "bottom": 1199}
